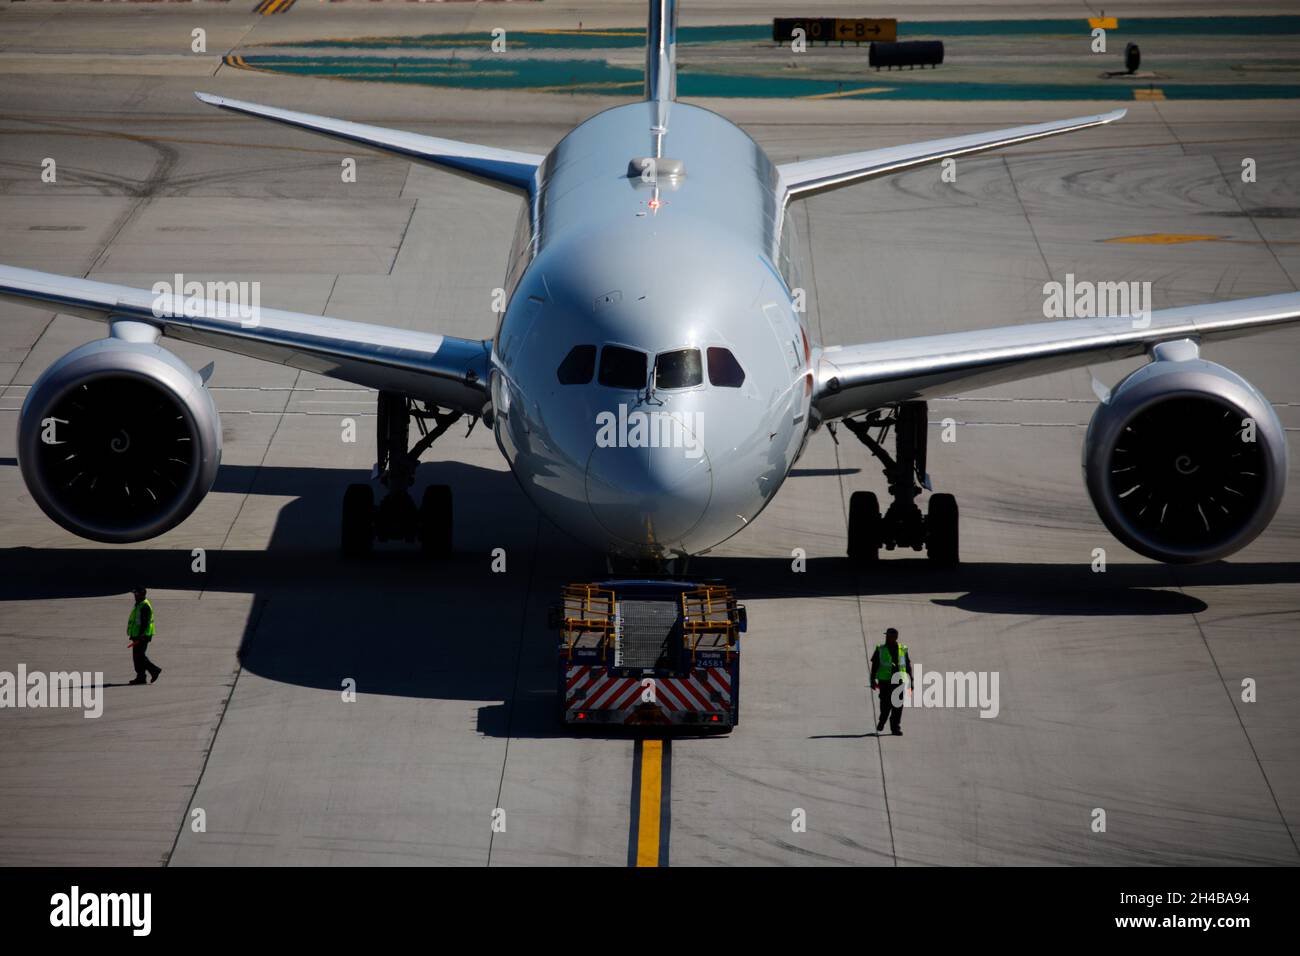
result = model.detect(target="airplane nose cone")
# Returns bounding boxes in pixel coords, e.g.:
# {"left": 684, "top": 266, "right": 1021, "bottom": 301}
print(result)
{"left": 585, "top": 438, "right": 713, "bottom": 548}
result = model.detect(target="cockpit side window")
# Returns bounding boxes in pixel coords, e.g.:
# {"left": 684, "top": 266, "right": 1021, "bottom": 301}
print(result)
{"left": 707, "top": 347, "right": 746, "bottom": 388}
{"left": 556, "top": 345, "right": 596, "bottom": 384}
{"left": 655, "top": 348, "right": 703, "bottom": 389}
{"left": 598, "top": 345, "right": 648, "bottom": 389}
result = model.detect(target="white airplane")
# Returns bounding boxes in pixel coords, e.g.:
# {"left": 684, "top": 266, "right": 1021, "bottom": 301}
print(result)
{"left": 2, "top": 0, "right": 1297, "bottom": 569}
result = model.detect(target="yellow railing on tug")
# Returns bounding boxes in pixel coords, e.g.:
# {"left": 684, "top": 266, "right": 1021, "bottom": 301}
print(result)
{"left": 680, "top": 585, "right": 740, "bottom": 665}
{"left": 559, "top": 584, "right": 617, "bottom": 656}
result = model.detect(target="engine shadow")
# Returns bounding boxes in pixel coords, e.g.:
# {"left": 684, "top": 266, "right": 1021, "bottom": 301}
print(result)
{"left": 686, "top": 555, "right": 1262, "bottom": 616}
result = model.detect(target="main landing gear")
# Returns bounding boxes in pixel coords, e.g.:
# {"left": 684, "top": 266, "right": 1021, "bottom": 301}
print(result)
{"left": 836, "top": 401, "right": 958, "bottom": 567}
{"left": 341, "top": 391, "right": 462, "bottom": 559}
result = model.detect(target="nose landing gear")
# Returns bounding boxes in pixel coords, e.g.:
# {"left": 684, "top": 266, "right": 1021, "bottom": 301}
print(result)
{"left": 837, "top": 401, "right": 959, "bottom": 567}
{"left": 341, "top": 390, "right": 463, "bottom": 558}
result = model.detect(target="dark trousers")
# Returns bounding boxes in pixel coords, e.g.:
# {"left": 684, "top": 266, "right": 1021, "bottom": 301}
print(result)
{"left": 877, "top": 680, "right": 904, "bottom": 733}
{"left": 132, "top": 640, "right": 158, "bottom": 678}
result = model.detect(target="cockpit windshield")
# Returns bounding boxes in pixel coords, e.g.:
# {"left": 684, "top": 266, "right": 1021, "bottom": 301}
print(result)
{"left": 598, "top": 345, "right": 648, "bottom": 389}
{"left": 707, "top": 347, "right": 745, "bottom": 388}
{"left": 655, "top": 348, "right": 703, "bottom": 389}
{"left": 556, "top": 345, "right": 596, "bottom": 384}
{"left": 580, "top": 344, "right": 741, "bottom": 390}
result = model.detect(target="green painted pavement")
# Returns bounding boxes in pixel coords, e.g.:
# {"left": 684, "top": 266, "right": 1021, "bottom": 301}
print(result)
{"left": 269, "top": 16, "right": 1300, "bottom": 50}
{"left": 235, "top": 53, "right": 1300, "bottom": 101}
{"left": 242, "top": 15, "right": 1300, "bottom": 101}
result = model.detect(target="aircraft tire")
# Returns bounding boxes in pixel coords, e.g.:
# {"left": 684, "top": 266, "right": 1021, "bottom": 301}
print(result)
{"left": 418, "top": 484, "right": 453, "bottom": 558}
{"left": 341, "top": 483, "right": 375, "bottom": 558}
{"left": 926, "top": 493, "right": 959, "bottom": 567}
{"left": 848, "top": 490, "right": 881, "bottom": 563}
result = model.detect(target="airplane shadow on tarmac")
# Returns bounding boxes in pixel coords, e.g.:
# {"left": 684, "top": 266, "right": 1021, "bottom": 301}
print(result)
{"left": 2, "top": 460, "right": 1298, "bottom": 737}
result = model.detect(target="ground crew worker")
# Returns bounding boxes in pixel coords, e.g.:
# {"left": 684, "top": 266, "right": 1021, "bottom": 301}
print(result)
{"left": 870, "top": 627, "right": 912, "bottom": 735}
{"left": 127, "top": 587, "right": 161, "bottom": 685}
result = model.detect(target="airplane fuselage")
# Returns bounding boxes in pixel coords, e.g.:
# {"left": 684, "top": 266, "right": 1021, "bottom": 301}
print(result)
{"left": 490, "top": 101, "right": 815, "bottom": 559}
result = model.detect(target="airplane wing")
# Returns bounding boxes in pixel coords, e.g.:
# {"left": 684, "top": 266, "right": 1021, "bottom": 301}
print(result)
{"left": 814, "top": 292, "right": 1300, "bottom": 420}
{"left": 0, "top": 264, "right": 491, "bottom": 415}
{"left": 778, "top": 109, "right": 1126, "bottom": 201}
{"left": 193, "top": 92, "right": 544, "bottom": 196}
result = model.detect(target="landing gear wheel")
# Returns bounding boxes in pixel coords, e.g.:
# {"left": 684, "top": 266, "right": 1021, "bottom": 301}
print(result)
{"left": 418, "top": 484, "right": 453, "bottom": 558}
{"left": 341, "top": 483, "right": 375, "bottom": 558}
{"left": 848, "top": 490, "right": 882, "bottom": 563}
{"left": 926, "top": 493, "right": 959, "bottom": 567}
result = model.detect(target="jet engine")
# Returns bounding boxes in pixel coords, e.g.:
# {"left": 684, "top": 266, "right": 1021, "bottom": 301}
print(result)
{"left": 17, "top": 336, "right": 222, "bottom": 543}
{"left": 1083, "top": 343, "right": 1286, "bottom": 564}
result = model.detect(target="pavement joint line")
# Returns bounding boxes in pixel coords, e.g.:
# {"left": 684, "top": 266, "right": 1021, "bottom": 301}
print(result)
{"left": 1209, "top": 153, "right": 1300, "bottom": 294}
{"left": 626, "top": 740, "right": 643, "bottom": 867}
{"left": 1188, "top": 154, "right": 1296, "bottom": 860}
{"left": 854, "top": 558, "right": 898, "bottom": 866}
{"left": 85, "top": 140, "right": 177, "bottom": 275}
{"left": 1001, "top": 152, "right": 1109, "bottom": 422}
{"left": 659, "top": 739, "right": 671, "bottom": 865}
{"left": 831, "top": 409, "right": 897, "bottom": 865}
{"left": 165, "top": 594, "right": 269, "bottom": 866}
{"left": 1150, "top": 100, "right": 1188, "bottom": 157}
{"left": 2, "top": 152, "right": 138, "bottom": 392}
{"left": 1002, "top": 153, "right": 1053, "bottom": 283}
{"left": 397, "top": 158, "right": 414, "bottom": 200}
{"left": 320, "top": 272, "right": 341, "bottom": 322}
{"left": 389, "top": 204, "right": 418, "bottom": 276}
{"left": 163, "top": 365, "right": 298, "bottom": 863}
{"left": 486, "top": 514, "right": 542, "bottom": 867}
{"left": 205, "top": 368, "right": 301, "bottom": 580}
{"left": 1171, "top": 568, "right": 1300, "bottom": 859}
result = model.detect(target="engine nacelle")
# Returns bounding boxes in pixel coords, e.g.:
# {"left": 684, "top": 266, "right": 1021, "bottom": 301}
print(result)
{"left": 17, "top": 337, "right": 222, "bottom": 543}
{"left": 1083, "top": 349, "right": 1287, "bottom": 564}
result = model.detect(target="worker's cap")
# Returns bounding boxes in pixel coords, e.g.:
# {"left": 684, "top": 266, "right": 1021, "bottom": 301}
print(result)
{"left": 884, "top": 627, "right": 899, "bottom": 638}
{"left": 132, "top": 586, "right": 147, "bottom": 594}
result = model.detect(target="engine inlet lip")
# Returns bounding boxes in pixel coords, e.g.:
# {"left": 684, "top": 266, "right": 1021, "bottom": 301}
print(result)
{"left": 18, "top": 365, "right": 206, "bottom": 544}
{"left": 1086, "top": 377, "right": 1285, "bottom": 565}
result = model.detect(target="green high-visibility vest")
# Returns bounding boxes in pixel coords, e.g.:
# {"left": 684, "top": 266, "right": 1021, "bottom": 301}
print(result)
{"left": 875, "top": 642, "right": 908, "bottom": 683}
{"left": 128, "top": 599, "right": 155, "bottom": 639}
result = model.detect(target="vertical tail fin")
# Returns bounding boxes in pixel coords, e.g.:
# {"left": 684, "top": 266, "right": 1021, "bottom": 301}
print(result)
{"left": 645, "top": 0, "right": 678, "bottom": 104}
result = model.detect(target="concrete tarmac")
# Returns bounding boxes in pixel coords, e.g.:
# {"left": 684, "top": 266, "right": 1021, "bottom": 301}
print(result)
{"left": 0, "top": 2, "right": 1297, "bottom": 866}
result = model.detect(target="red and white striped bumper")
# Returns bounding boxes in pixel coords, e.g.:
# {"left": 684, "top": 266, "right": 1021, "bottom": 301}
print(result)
{"left": 563, "top": 664, "right": 736, "bottom": 727}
